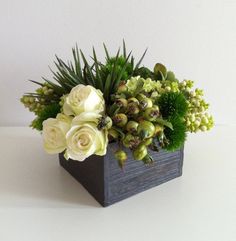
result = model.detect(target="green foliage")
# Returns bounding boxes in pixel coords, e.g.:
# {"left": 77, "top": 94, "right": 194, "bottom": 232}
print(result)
{"left": 25, "top": 41, "right": 147, "bottom": 104}
{"left": 30, "top": 103, "right": 61, "bottom": 131}
{"left": 154, "top": 63, "right": 167, "bottom": 80}
{"left": 134, "top": 67, "right": 155, "bottom": 79}
{"left": 164, "top": 117, "right": 187, "bottom": 151}
{"left": 101, "top": 56, "right": 133, "bottom": 81}
{"left": 158, "top": 92, "right": 188, "bottom": 119}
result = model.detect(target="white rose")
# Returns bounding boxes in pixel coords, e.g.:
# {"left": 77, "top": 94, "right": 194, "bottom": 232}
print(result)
{"left": 42, "top": 114, "right": 72, "bottom": 154}
{"left": 63, "top": 84, "right": 105, "bottom": 116}
{"left": 65, "top": 112, "right": 108, "bottom": 161}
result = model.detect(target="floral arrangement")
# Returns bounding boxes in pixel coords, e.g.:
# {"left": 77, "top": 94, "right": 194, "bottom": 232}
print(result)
{"left": 21, "top": 42, "right": 214, "bottom": 168}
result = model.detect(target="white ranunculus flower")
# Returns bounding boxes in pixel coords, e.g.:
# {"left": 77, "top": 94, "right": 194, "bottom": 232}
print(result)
{"left": 42, "top": 114, "right": 72, "bottom": 154}
{"left": 65, "top": 112, "right": 108, "bottom": 161}
{"left": 63, "top": 84, "right": 105, "bottom": 116}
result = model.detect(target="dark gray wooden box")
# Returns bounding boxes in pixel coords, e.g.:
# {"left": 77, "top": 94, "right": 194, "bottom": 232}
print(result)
{"left": 59, "top": 143, "right": 184, "bottom": 207}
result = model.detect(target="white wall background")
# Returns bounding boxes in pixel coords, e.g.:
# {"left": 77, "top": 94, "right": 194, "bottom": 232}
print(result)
{"left": 0, "top": 0, "right": 236, "bottom": 126}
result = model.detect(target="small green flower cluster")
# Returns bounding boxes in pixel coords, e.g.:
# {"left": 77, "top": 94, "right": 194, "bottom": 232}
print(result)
{"left": 20, "top": 83, "right": 54, "bottom": 114}
{"left": 20, "top": 95, "right": 45, "bottom": 114}
{"left": 35, "top": 84, "right": 54, "bottom": 96}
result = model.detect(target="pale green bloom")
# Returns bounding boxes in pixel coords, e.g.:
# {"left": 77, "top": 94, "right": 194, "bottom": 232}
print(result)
{"left": 42, "top": 114, "right": 71, "bottom": 154}
{"left": 126, "top": 76, "right": 161, "bottom": 94}
{"left": 63, "top": 84, "right": 105, "bottom": 116}
{"left": 65, "top": 112, "right": 108, "bottom": 161}
{"left": 142, "top": 78, "right": 154, "bottom": 92}
{"left": 126, "top": 76, "right": 140, "bottom": 94}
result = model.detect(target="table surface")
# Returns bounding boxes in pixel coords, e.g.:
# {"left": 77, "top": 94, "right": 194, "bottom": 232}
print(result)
{"left": 0, "top": 126, "right": 235, "bottom": 241}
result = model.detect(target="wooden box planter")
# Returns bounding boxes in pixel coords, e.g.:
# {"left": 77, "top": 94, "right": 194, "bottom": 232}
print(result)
{"left": 59, "top": 143, "right": 184, "bottom": 207}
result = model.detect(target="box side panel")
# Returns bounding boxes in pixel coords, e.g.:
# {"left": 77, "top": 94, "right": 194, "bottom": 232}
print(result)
{"left": 59, "top": 153, "right": 105, "bottom": 206}
{"left": 104, "top": 144, "right": 184, "bottom": 206}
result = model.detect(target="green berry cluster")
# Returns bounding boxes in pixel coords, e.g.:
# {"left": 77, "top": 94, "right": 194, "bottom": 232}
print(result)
{"left": 179, "top": 80, "right": 214, "bottom": 132}
{"left": 108, "top": 77, "right": 172, "bottom": 167}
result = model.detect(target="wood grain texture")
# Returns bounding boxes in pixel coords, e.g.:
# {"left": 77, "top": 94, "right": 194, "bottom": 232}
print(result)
{"left": 59, "top": 143, "right": 184, "bottom": 207}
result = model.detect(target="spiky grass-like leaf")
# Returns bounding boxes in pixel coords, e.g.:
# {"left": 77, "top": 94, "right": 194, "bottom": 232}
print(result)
{"left": 135, "top": 48, "right": 148, "bottom": 70}
{"left": 26, "top": 41, "right": 148, "bottom": 105}
{"left": 103, "top": 43, "right": 110, "bottom": 61}
{"left": 92, "top": 47, "right": 103, "bottom": 91}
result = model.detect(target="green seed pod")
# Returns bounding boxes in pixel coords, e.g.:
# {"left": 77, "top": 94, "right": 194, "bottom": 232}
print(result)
{"left": 112, "top": 113, "right": 128, "bottom": 127}
{"left": 126, "top": 121, "right": 139, "bottom": 133}
{"left": 142, "top": 138, "right": 153, "bottom": 146}
{"left": 155, "top": 124, "right": 163, "bottom": 135}
{"left": 133, "top": 144, "right": 148, "bottom": 161}
{"left": 127, "top": 97, "right": 139, "bottom": 104}
{"left": 122, "top": 133, "right": 135, "bottom": 148}
{"left": 143, "top": 106, "right": 160, "bottom": 121}
{"left": 142, "top": 154, "right": 154, "bottom": 164}
{"left": 137, "top": 120, "right": 155, "bottom": 139}
{"left": 123, "top": 134, "right": 140, "bottom": 149}
{"left": 136, "top": 93, "right": 147, "bottom": 101}
{"left": 117, "top": 84, "right": 128, "bottom": 94}
{"left": 108, "top": 128, "right": 119, "bottom": 139}
{"left": 115, "top": 98, "right": 128, "bottom": 111}
{"left": 127, "top": 102, "right": 140, "bottom": 115}
{"left": 151, "top": 91, "right": 159, "bottom": 99}
{"left": 139, "top": 98, "right": 153, "bottom": 110}
{"left": 114, "top": 150, "right": 127, "bottom": 168}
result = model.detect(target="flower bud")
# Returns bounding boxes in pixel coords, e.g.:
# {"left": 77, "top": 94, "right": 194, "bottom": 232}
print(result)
{"left": 200, "top": 126, "right": 207, "bottom": 131}
{"left": 115, "top": 98, "right": 128, "bottom": 110}
{"left": 29, "top": 97, "right": 35, "bottom": 103}
{"left": 112, "top": 113, "right": 128, "bottom": 127}
{"left": 126, "top": 121, "right": 139, "bottom": 134}
{"left": 142, "top": 138, "right": 153, "bottom": 146}
{"left": 165, "top": 86, "right": 171, "bottom": 91}
{"left": 117, "top": 84, "right": 128, "bottom": 94}
{"left": 151, "top": 91, "right": 159, "bottom": 99}
{"left": 190, "top": 91, "right": 196, "bottom": 97}
{"left": 114, "top": 150, "right": 127, "bottom": 169}
{"left": 201, "top": 116, "right": 209, "bottom": 124}
{"left": 186, "top": 120, "right": 191, "bottom": 126}
{"left": 194, "top": 120, "right": 201, "bottom": 127}
{"left": 127, "top": 102, "right": 140, "bottom": 115}
{"left": 133, "top": 144, "right": 148, "bottom": 161}
{"left": 142, "top": 154, "right": 154, "bottom": 164}
{"left": 139, "top": 98, "right": 153, "bottom": 110}
{"left": 137, "top": 120, "right": 155, "bottom": 139}
{"left": 190, "top": 114, "right": 196, "bottom": 122}
{"left": 154, "top": 124, "right": 163, "bottom": 135}
{"left": 108, "top": 128, "right": 119, "bottom": 140}
{"left": 127, "top": 97, "right": 139, "bottom": 104}
{"left": 123, "top": 133, "right": 136, "bottom": 148}
{"left": 143, "top": 106, "right": 160, "bottom": 121}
